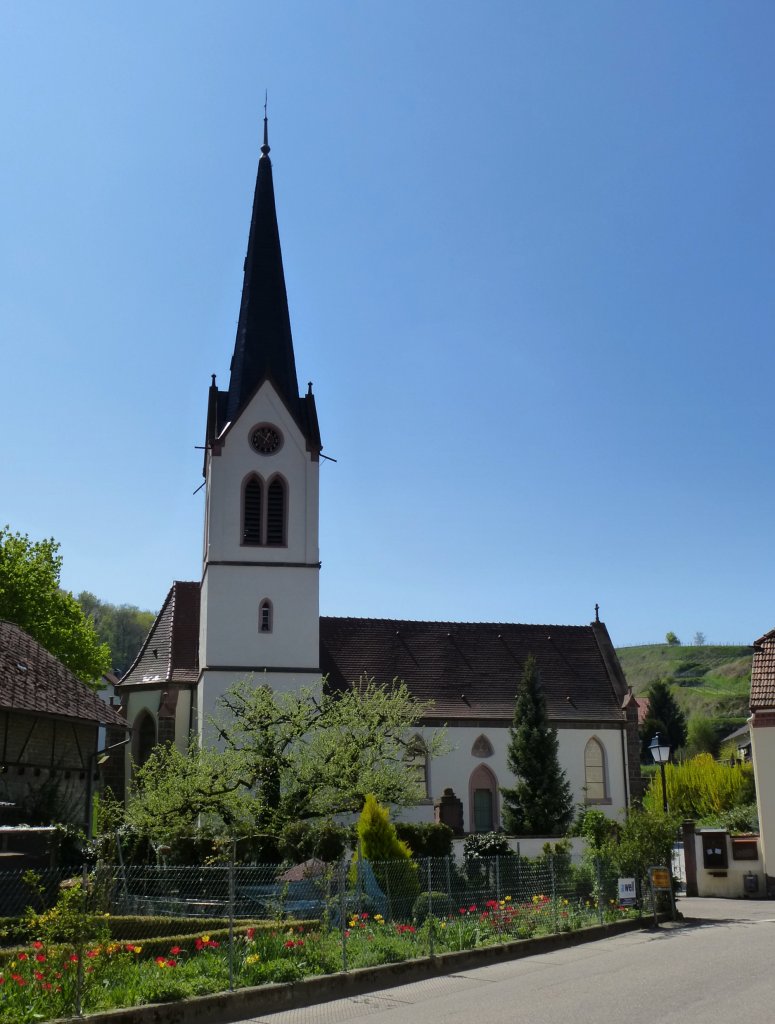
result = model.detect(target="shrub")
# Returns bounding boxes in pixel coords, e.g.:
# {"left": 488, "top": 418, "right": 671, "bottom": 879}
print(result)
{"left": 395, "top": 822, "right": 454, "bottom": 859}
{"left": 642, "top": 753, "right": 755, "bottom": 819}
{"left": 412, "top": 891, "right": 453, "bottom": 923}
{"left": 463, "top": 832, "right": 512, "bottom": 859}
{"left": 279, "top": 820, "right": 348, "bottom": 863}
{"left": 352, "top": 795, "right": 418, "bottom": 917}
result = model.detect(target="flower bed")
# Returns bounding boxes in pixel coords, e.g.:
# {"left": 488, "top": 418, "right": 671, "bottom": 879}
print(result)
{"left": 0, "top": 897, "right": 638, "bottom": 1023}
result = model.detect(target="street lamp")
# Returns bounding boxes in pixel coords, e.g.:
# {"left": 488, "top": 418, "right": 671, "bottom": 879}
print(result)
{"left": 85, "top": 736, "right": 131, "bottom": 840}
{"left": 648, "top": 732, "right": 671, "bottom": 813}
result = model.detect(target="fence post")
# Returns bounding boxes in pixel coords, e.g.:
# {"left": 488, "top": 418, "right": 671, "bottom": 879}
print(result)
{"left": 495, "top": 855, "right": 500, "bottom": 905}
{"left": 228, "top": 840, "right": 236, "bottom": 991}
{"left": 596, "top": 858, "right": 604, "bottom": 925}
{"left": 339, "top": 858, "right": 348, "bottom": 973}
{"left": 445, "top": 855, "right": 452, "bottom": 906}
{"left": 356, "top": 838, "right": 363, "bottom": 913}
{"left": 75, "top": 863, "right": 88, "bottom": 1017}
{"left": 426, "top": 858, "right": 434, "bottom": 956}
{"left": 550, "top": 854, "right": 557, "bottom": 933}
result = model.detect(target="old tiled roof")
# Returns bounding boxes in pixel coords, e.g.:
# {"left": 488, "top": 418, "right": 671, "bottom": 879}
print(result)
{"left": 320, "top": 617, "right": 626, "bottom": 722}
{"left": 118, "top": 583, "right": 626, "bottom": 723}
{"left": 750, "top": 628, "right": 775, "bottom": 711}
{"left": 119, "top": 582, "right": 199, "bottom": 688}
{"left": 0, "top": 620, "right": 126, "bottom": 725}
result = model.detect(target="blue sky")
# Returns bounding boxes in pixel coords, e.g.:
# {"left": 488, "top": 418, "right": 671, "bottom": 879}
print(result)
{"left": 2, "top": 2, "right": 773, "bottom": 647}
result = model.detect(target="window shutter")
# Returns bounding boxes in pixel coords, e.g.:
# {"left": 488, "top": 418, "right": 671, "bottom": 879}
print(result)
{"left": 266, "top": 478, "right": 286, "bottom": 545}
{"left": 243, "top": 478, "right": 263, "bottom": 544}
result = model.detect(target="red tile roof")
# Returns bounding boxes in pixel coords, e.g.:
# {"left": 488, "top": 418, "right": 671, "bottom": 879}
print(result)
{"left": 0, "top": 620, "right": 126, "bottom": 725}
{"left": 116, "top": 581, "right": 626, "bottom": 725}
{"left": 751, "top": 629, "right": 775, "bottom": 711}
{"left": 320, "top": 617, "right": 625, "bottom": 722}
{"left": 119, "top": 582, "right": 199, "bottom": 688}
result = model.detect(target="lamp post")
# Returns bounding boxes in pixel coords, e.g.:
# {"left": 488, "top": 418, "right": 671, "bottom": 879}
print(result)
{"left": 85, "top": 736, "right": 131, "bottom": 841}
{"left": 648, "top": 732, "right": 671, "bottom": 813}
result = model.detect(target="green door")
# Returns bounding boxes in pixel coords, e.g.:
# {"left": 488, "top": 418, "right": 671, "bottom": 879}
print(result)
{"left": 473, "top": 788, "right": 494, "bottom": 832}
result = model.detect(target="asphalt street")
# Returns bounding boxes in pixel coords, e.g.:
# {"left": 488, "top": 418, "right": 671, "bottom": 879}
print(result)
{"left": 231, "top": 899, "right": 775, "bottom": 1024}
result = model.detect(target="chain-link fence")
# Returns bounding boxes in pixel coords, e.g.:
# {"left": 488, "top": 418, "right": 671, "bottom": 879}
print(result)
{"left": 0, "top": 853, "right": 654, "bottom": 1021}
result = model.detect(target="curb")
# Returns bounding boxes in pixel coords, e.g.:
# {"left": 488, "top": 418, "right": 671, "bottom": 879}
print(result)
{"left": 55, "top": 916, "right": 663, "bottom": 1024}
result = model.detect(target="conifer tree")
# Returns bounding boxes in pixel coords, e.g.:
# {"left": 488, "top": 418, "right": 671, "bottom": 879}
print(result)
{"left": 639, "top": 676, "right": 687, "bottom": 761}
{"left": 352, "top": 794, "right": 418, "bottom": 915}
{"left": 500, "top": 654, "right": 574, "bottom": 836}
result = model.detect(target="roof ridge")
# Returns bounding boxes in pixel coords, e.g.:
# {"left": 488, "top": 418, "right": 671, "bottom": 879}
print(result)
{"left": 320, "top": 615, "right": 592, "bottom": 629}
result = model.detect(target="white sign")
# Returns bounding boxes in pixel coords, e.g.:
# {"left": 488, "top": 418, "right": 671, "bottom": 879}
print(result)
{"left": 618, "top": 877, "right": 636, "bottom": 904}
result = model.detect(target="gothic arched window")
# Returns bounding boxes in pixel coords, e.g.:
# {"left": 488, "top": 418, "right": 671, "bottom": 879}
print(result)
{"left": 243, "top": 476, "right": 263, "bottom": 545}
{"left": 404, "top": 734, "right": 430, "bottom": 798}
{"left": 584, "top": 737, "right": 608, "bottom": 802}
{"left": 259, "top": 599, "right": 273, "bottom": 633}
{"left": 134, "top": 711, "right": 157, "bottom": 768}
{"left": 266, "top": 476, "right": 286, "bottom": 546}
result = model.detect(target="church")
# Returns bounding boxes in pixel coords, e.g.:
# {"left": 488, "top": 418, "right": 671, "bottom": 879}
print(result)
{"left": 116, "top": 120, "right": 641, "bottom": 833}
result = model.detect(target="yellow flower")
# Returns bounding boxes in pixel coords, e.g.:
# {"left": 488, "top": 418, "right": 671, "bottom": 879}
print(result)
{"left": 201, "top": 935, "right": 211, "bottom": 943}
{"left": 562, "top": 899, "right": 569, "bottom": 906}
{"left": 246, "top": 953, "right": 261, "bottom": 965}
{"left": 133, "top": 945, "right": 142, "bottom": 953}
{"left": 504, "top": 895, "right": 511, "bottom": 902}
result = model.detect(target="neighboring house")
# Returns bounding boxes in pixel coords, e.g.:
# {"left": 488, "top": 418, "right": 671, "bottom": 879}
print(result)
{"left": 116, "top": 118, "right": 641, "bottom": 831}
{"left": 720, "top": 722, "right": 751, "bottom": 761}
{"left": 749, "top": 628, "right": 775, "bottom": 892}
{"left": 0, "top": 620, "right": 127, "bottom": 827}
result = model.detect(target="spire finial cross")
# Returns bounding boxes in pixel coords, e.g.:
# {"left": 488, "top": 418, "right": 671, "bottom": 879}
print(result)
{"left": 595, "top": 602, "right": 600, "bottom": 623}
{"left": 261, "top": 90, "right": 270, "bottom": 156}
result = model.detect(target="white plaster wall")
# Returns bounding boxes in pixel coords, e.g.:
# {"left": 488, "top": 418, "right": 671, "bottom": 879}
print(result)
{"left": 751, "top": 720, "right": 775, "bottom": 874}
{"left": 199, "top": 564, "right": 319, "bottom": 669}
{"left": 450, "top": 836, "right": 588, "bottom": 864}
{"left": 198, "top": 669, "right": 323, "bottom": 740}
{"left": 199, "top": 379, "right": 320, "bottom": 689}
{"left": 175, "top": 690, "right": 193, "bottom": 749}
{"left": 417, "top": 723, "right": 628, "bottom": 832}
{"left": 693, "top": 832, "right": 765, "bottom": 898}
{"left": 204, "top": 382, "right": 319, "bottom": 566}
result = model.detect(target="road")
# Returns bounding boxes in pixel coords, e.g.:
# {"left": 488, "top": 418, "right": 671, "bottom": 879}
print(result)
{"left": 232, "top": 899, "right": 775, "bottom": 1024}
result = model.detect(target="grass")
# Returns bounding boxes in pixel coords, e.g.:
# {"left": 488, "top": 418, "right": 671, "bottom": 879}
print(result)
{"left": 616, "top": 643, "right": 753, "bottom": 734}
{"left": 0, "top": 899, "right": 639, "bottom": 1022}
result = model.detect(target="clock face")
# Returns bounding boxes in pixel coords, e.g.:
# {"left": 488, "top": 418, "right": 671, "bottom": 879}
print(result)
{"left": 250, "top": 424, "right": 282, "bottom": 455}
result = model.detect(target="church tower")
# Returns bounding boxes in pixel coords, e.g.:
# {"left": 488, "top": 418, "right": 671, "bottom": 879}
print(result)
{"left": 197, "top": 117, "right": 322, "bottom": 736}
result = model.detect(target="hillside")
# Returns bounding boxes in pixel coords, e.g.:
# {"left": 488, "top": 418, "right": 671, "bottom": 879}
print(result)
{"left": 615, "top": 644, "right": 754, "bottom": 735}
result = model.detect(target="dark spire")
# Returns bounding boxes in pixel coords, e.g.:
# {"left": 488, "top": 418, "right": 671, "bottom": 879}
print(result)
{"left": 226, "top": 109, "right": 300, "bottom": 423}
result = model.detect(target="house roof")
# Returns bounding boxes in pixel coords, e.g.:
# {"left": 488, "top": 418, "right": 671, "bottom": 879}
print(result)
{"left": 118, "top": 582, "right": 627, "bottom": 724}
{"left": 750, "top": 628, "right": 775, "bottom": 711}
{"left": 319, "top": 617, "right": 626, "bottom": 723}
{"left": 0, "top": 620, "right": 126, "bottom": 726}
{"left": 118, "top": 582, "right": 199, "bottom": 688}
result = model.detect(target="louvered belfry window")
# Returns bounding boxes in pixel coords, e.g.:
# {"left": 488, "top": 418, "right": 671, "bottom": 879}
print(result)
{"left": 243, "top": 477, "right": 263, "bottom": 544}
{"left": 266, "top": 478, "right": 286, "bottom": 546}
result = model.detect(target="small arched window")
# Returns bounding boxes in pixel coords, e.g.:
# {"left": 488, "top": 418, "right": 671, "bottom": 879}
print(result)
{"left": 243, "top": 477, "right": 263, "bottom": 545}
{"left": 259, "top": 599, "right": 273, "bottom": 634}
{"left": 584, "top": 738, "right": 607, "bottom": 802}
{"left": 134, "top": 712, "right": 156, "bottom": 767}
{"left": 266, "top": 477, "right": 286, "bottom": 546}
